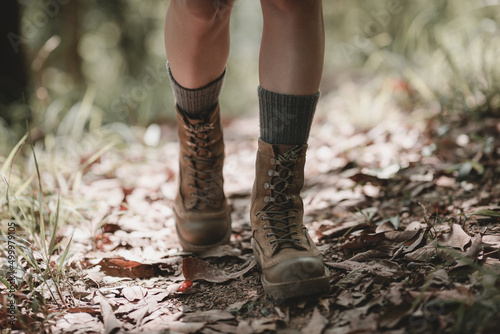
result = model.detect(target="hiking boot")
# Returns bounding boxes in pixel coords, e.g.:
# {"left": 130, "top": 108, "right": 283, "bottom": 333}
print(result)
{"left": 174, "top": 104, "right": 231, "bottom": 252}
{"left": 250, "top": 138, "right": 330, "bottom": 300}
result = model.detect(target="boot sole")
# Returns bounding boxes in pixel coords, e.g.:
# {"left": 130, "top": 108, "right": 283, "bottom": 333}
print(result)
{"left": 260, "top": 267, "right": 330, "bottom": 301}
{"left": 176, "top": 217, "right": 232, "bottom": 253}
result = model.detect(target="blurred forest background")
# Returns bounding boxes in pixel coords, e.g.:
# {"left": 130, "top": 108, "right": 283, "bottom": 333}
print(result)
{"left": 1, "top": 0, "right": 500, "bottom": 154}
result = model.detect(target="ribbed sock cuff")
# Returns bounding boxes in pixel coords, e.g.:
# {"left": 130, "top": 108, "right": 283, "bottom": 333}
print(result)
{"left": 258, "top": 86, "right": 319, "bottom": 145}
{"left": 167, "top": 62, "right": 225, "bottom": 117}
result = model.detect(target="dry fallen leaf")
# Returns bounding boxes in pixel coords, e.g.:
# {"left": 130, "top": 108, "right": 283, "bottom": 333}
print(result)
{"left": 182, "top": 257, "right": 256, "bottom": 283}
{"left": 482, "top": 235, "right": 500, "bottom": 249}
{"left": 226, "top": 300, "right": 248, "bottom": 313}
{"left": 405, "top": 221, "right": 424, "bottom": 231}
{"left": 52, "top": 313, "right": 103, "bottom": 333}
{"left": 435, "top": 175, "right": 457, "bottom": 189}
{"left": 408, "top": 286, "right": 473, "bottom": 305}
{"left": 301, "top": 307, "right": 328, "bottom": 334}
{"left": 384, "top": 229, "right": 420, "bottom": 242}
{"left": 404, "top": 244, "right": 456, "bottom": 262}
{"left": 122, "top": 286, "right": 147, "bottom": 302}
{"left": 181, "top": 310, "right": 234, "bottom": 322}
{"left": 403, "top": 231, "right": 426, "bottom": 254}
{"left": 96, "top": 292, "right": 122, "bottom": 334}
{"left": 251, "top": 318, "right": 277, "bottom": 333}
{"left": 66, "top": 307, "right": 101, "bottom": 314}
{"left": 341, "top": 233, "right": 386, "bottom": 250}
{"left": 327, "top": 259, "right": 404, "bottom": 278}
{"left": 319, "top": 220, "right": 367, "bottom": 239}
{"left": 207, "top": 322, "right": 239, "bottom": 333}
{"left": 483, "top": 258, "right": 500, "bottom": 274}
{"left": 447, "top": 224, "right": 472, "bottom": 251}
{"left": 430, "top": 269, "right": 450, "bottom": 286}
{"left": 237, "top": 320, "right": 254, "bottom": 334}
{"left": 169, "top": 321, "right": 206, "bottom": 333}
{"left": 96, "top": 257, "right": 175, "bottom": 278}
{"left": 176, "top": 279, "right": 193, "bottom": 292}
{"left": 376, "top": 221, "right": 396, "bottom": 233}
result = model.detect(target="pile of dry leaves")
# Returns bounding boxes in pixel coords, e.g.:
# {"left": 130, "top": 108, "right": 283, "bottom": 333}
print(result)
{"left": 2, "top": 108, "right": 500, "bottom": 333}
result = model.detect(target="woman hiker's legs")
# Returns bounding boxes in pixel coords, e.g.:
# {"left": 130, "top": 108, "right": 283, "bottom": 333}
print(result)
{"left": 250, "top": 0, "right": 330, "bottom": 300}
{"left": 164, "top": 0, "right": 234, "bottom": 252}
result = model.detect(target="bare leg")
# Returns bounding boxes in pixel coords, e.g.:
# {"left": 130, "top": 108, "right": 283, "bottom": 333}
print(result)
{"left": 259, "top": 0, "right": 325, "bottom": 95}
{"left": 164, "top": 0, "right": 234, "bottom": 89}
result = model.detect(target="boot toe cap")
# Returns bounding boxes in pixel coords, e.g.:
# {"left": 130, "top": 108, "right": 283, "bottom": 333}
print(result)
{"left": 260, "top": 255, "right": 330, "bottom": 300}
{"left": 262, "top": 255, "right": 327, "bottom": 284}
{"left": 178, "top": 218, "right": 229, "bottom": 245}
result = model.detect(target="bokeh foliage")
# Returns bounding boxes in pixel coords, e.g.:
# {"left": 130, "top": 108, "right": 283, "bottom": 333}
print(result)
{"left": 324, "top": 0, "right": 500, "bottom": 117}
{"left": 3, "top": 0, "right": 500, "bottom": 144}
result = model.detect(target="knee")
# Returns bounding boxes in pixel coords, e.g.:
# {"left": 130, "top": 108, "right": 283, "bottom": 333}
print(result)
{"left": 261, "top": 0, "right": 322, "bottom": 18}
{"left": 171, "top": 0, "right": 233, "bottom": 25}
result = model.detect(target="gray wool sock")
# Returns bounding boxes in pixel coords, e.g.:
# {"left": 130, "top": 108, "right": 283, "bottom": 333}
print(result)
{"left": 258, "top": 86, "right": 319, "bottom": 145}
{"left": 167, "top": 63, "right": 225, "bottom": 118}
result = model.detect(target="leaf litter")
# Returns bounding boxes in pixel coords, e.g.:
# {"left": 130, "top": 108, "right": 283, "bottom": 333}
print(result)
{"left": 3, "top": 107, "right": 500, "bottom": 333}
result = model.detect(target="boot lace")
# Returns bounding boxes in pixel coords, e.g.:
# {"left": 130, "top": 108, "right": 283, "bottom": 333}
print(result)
{"left": 257, "top": 146, "right": 304, "bottom": 251}
{"left": 183, "top": 122, "right": 221, "bottom": 209}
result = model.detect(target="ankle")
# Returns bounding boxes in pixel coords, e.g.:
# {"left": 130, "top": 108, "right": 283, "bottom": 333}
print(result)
{"left": 258, "top": 86, "right": 319, "bottom": 145}
{"left": 168, "top": 63, "right": 225, "bottom": 118}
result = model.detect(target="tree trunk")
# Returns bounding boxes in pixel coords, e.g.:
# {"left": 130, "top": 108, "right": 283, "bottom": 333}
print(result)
{"left": 0, "top": 0, "right": 29, "bottom": 124}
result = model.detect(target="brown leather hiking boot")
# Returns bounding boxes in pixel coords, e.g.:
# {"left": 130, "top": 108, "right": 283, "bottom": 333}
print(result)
{"left": 174, "top": 105, "right": 231, "bottom": 252}
{"left": 250, "top": 139, "right": 330, "bottom": 300}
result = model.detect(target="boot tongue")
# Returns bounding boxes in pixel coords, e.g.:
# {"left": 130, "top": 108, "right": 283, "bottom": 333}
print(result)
{"left": 181, "top": 106, "right": 214, "bottom": 123}
{"left": 268, "top": 145, "right": 305, "bottom": 251}
{"left": 179, "top": 109, "right": 215, "bottom": 159}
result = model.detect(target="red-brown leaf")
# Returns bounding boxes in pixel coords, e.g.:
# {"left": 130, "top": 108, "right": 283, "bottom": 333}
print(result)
{"left": 98, "top": 257, "right": 158, "bottom": 278}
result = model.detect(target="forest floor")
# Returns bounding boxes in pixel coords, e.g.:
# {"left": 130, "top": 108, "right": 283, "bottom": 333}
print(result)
{"left": 2, "top": 96, "right": 500, "bottom": 333}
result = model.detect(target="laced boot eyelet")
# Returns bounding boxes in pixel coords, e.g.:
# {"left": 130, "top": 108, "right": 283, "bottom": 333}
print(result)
{"left": 270, "top": 158, "right": 276, "bottom": 165}
{"left": 264, "top": 196, "right": 274, "bottom": 203}
{"left": 266, "top": 233, "right": 271, "bottom": 238}
{"left": 264, "top": 183, "right": 270, "bottom": 190}
{"left": 268, "top": 170, "right": 274, "bottom": 176}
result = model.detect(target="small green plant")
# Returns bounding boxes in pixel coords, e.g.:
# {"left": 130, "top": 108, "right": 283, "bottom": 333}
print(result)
{"left": 1, "top": 133, "right": 74, "bottom": 331}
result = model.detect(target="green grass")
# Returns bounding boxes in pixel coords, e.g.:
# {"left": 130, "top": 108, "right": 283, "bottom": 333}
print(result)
{"left": 1, "top": 135, "right": 73, "bottom": 330}
{"left": 0, "top": 113, "right": 124, "bottom": 330}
